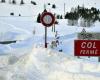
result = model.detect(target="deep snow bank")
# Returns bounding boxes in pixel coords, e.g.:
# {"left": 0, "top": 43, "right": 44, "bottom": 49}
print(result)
{"left": 0, "top": 47, "right": 100, "bottom": 80}
{"left": 0, "top": 21, "right": 32, "bottom": 41}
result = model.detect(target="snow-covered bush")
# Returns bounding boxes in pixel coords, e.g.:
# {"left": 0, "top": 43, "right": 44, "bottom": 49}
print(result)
{"left": 79, "top": 17, "right": 94, "bottom": 27}
{"left": 10, "top": 12, "right": 14, "bottom": 16}
{"left": 68, "top": 19, "right": 78, "bottom": 26}
{"left": 20, "top": 0, "right": 24, "bottom": 5}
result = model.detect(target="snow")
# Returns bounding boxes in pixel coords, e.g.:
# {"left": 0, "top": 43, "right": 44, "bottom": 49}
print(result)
{"left": 0, "top": 0, "right": 100, "bottom": 80}
{"left": 0, "top": 0, "right": 100, "bottom": 17}
{"left": 0, "top": 47, "right": 100, "bottom": 80}
{"left": 0, "top": 20, "right": 32, "bottom": 41}
{"left": 0, "top": 45, "right": 10, "bottom": 54}
{"left": 0, "top": 15, "right": 100, "bottom": 80}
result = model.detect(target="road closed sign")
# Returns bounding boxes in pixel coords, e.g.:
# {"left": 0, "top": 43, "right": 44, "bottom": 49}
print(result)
{"left": 74, "top": 40, "right": 100, "bottom": 56}
{"left": 41, "top": 12, "right": 55, "bottom": 27}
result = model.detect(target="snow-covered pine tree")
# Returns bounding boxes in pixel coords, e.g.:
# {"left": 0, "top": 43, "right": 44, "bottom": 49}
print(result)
{"left": 52, "top": 4, "right": 56, "bottom": 9}
{"left": 19, "top": 14, "right": 21, "bottom": 16}
{"left": 10, "top": 12, "right": 14, "bottom": 16}
{"left": 1, "top": 0, "right": 5, "bottom": 3}
{"left": 43, "top": 9, "right": 47, "bottom": 12}
{"left": 48, "top": 3, "right": 50, "bottom": 5}
{"left": 56, "top": 15, "right": 60, "bottom": 19}
{"left": 60, "top": 15, "right": 63, "bottom": 19}
{"left": 12, "top": 0, "right": 16, "bottom": 4}
{"left": 37, "top": 13, "right": 41, "bottom": 23}
{"left": 20, "top": 0, "right": 24, "bottom": 5}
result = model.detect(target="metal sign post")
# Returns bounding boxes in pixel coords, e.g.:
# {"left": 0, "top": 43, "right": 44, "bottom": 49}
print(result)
{"left": 45, "top": 26, "right": 47, "bottom": 48}
{"left": 41, "top": 12, "right": 55, "bottom": 48}
{"left": 76, "top": 29, "right": 100, "bottom": 62}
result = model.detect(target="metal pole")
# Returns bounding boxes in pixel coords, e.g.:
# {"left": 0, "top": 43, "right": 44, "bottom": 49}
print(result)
{"left": 45, "top": 26, "right": 47, "bottom": 48}
{"left": 64, "top": 3, "right": 66, "bottom": 18}
{"left": 44, "top": 4, "right": 46, "bottom": 10}
{"left": 98, "top": 57, "right": 100, "bottom": 62}
{"left": 9, "top": 0, "right": 11, "bottom": 4}
{"left": 54, "top": 14, "right": 56, "bottom": 32}
{"left": 52, "top": 25, "right": 53, "bottom": 32}
{"left": 54, "top": 23, "right": 55, "bottom": 32}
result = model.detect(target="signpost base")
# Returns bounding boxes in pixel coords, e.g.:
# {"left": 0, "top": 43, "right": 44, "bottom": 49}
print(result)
{"left": 45, "top": 27, "right": 47, "bottom": 48}
{"left": 45, "top": 43, "right": 47, "bottom": 48}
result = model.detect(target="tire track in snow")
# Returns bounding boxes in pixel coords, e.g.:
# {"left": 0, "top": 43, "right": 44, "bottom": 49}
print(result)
{"left": 0, "top": 21, "right": 32, "bottom": 35}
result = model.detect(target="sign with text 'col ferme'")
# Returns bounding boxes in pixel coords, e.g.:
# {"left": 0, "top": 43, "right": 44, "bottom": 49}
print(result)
{"left": 74, "top": 40, "right": 100, "bottom": 56}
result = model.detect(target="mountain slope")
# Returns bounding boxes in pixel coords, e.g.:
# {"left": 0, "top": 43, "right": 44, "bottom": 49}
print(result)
{"left": 0, "top": 0, "right": 100, "bottom": 16}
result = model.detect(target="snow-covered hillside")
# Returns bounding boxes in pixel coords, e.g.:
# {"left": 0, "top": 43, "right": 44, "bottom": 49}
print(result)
{"left": 0, "top": 0, "right": 100, "bottom": 80}
{"left": 0, "top": 20, "right": 32, "bottom": 41}
{"left": 0, "top": 0, "right": 100, "bottom": 16}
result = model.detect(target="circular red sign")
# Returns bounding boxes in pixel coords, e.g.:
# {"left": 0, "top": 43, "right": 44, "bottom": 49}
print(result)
{"left": 41, "top": 12, "right": 55, "bottom": 27}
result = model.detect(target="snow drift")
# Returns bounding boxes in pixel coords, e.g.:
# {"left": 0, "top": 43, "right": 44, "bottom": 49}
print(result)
{"left": 0, "top": 47, "right": 100, "bottom": 80}
{"left": 0, "top": 21, "right": 32, "bottom": 41}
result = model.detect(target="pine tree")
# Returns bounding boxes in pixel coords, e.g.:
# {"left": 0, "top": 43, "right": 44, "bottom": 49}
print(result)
{"left": 12, "top": 0, "right": 16, "bottom": 4}
{"left": 52, "top": 4, "right": 56, "bottom": 9}
{"left": 20, "top": 0, "right": 24, "bottom": 5}
{"left": 48, "top": 3, "right": 50, "bottom": 5}
{"left": 65, "top": 12, "right": 69, "bottom": 19}
{"left": 99, "top": 18, "right": 100, "bottom": 22}
{"left": 77, "top": 5, "right": 80, "bottom": 10}
{"left": 1, "top": 0, "right": 5, "bottom": 3}
{"left": 43, "top": 9, "right": 47, "bottom": 12}
{"left": 19, "top": 14, "right": 21, "bottom": 16}
{"left": 60, "top": 15, "right": 63, "bottom": 19}
{"left": 10, "top": 12, "right": 14, "bottom": 16}
{"left": 37, "top": 13, "right": 41, "bottom": 23}
{"left": 56, "top": 15, "right": 60, "bottom": 19}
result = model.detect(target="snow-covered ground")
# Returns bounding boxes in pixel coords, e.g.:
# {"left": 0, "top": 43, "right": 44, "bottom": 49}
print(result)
{"left": 0, "top": 0, "right": 100, "bottom": 80}
{"left": 0, "top": 47, "right": 100, "bottom": 80}
{"left": 0, "top": 16, "right": 100, "bottom": 80}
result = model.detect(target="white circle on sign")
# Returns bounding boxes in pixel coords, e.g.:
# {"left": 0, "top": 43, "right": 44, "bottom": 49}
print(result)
{"left": 43, "top": 15, "right": 53, "bottom": 24}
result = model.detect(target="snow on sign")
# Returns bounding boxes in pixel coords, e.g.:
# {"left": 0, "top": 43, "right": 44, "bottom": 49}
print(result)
{"left": 74, "top": 40, "right": 100, "bottom": 56}
{"left": 41, "top": 12, "right": 55, "bottom": 27}
{"left": 78, "top": 33, "right": 100, "bottom": 40}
